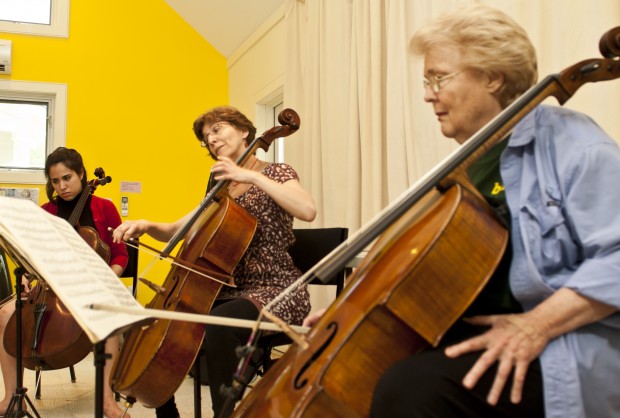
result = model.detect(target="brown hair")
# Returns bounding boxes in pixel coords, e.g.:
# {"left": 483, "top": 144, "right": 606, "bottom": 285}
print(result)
{"left": 192, "top": 106, "right": 257, "bottom": 160}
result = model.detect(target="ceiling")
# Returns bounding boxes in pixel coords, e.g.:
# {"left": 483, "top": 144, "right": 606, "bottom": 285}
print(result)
{"left": 164, "top": 0, "right": 286, "bottom": 58}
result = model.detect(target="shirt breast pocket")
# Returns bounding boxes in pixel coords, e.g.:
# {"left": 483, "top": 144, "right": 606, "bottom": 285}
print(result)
{"left": 522, "top": 202, "right": 576, "bottom": 276}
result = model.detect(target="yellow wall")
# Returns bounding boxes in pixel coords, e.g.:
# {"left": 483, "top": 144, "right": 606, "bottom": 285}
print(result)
{"left": 0, "top": 1, "right": 229, "bottom": 304}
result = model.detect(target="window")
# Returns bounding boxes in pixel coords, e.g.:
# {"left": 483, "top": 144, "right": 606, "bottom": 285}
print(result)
{"left": 0, "top": 0, "right": 69, "bottom": 38}
{"left": 0, "top": 80, "right": 67, "bottom": 184}
{"left": 0, "top": 100, "right": 48, "bottom": 170}
{"left": 272, "top": 102, "right": 285, "bottom": 162}
{"left": 255, "top": 86, "right": 284, "bottom": 163}
{"left": 254, "top": 101, "right": 284, "bottom": 163}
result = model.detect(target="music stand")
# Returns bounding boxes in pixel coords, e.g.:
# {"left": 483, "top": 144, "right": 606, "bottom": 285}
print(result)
{"left": 2, "top": 267, "right": 115, "bottom": 418}
{"left": 0, "top": 199, "right": 148, "bottom": 418}
{"left": 93, "top": 341, "right": 107, "bottom": 418}
{"left": 4, "top": 264, "right": 40, "bottom": 418}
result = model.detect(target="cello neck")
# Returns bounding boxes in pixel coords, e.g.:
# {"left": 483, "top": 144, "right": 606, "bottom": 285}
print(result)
{"left": 66, "top": 184, "right": 93, "bottom": 228}
{"left": 66, "top": 168, "right": 111, "bottom": 228}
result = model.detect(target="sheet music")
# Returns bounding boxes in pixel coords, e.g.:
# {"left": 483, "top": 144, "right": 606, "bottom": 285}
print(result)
{"left": 0, "top": 196, "right": 146, "bottom": 343}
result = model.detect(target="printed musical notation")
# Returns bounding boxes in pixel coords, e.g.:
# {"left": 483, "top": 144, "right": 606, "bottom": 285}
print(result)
{"left": 0, "top": 196, "right": 146, "bottom": 343}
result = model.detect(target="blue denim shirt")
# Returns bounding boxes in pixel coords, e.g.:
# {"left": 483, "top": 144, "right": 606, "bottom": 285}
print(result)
{"left": 502, "top": 105, "right": 620, "bottom": 418}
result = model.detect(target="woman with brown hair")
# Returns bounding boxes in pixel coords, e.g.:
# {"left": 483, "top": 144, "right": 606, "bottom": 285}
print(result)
{"left": 114, "top": 106, "right": 316, "bottom": 418}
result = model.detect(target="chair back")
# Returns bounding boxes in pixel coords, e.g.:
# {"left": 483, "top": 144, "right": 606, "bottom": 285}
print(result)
{"left": 121, "top": 239, "right": 139, "bottom": 298}
{"left": 288, "top": 227, "right": 349, "bottom": 295}
{"left": 242, "top": 227, "right": 350, "bottom": 378}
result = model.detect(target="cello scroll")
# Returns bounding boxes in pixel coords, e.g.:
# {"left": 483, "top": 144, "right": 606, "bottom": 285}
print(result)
{"left": 255, "top": 108, "right": 301, "bottom": 153}
{"left": 599, "top": 26, "right": 620, "bottom": 58}
{"left": 553, "top": 27, "right": 620, "bottom": 103}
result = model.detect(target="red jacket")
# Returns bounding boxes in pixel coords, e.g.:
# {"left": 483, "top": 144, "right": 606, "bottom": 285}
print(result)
{"left": 41, "top": 195, "right": 128, "bottom": 271}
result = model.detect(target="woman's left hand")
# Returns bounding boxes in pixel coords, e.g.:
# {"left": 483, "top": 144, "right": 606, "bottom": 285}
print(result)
{"left": 211, "top": 157, "right": 256, "bottom": 185}
{"left": 444, "top": 313, "right": 549, "bottom": 406}
{"left": 20, "top": 275, "right": 32, "bottom": 297}
{"left": 212, "top": 156, "right": 317, "bottom": 221}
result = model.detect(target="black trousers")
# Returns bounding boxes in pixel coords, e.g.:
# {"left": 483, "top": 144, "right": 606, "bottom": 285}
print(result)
{"left": 370, "top": 322, "right": 545, "bottom": 418}
{"left": 155, "top": 298, "right": 259, "bottom": 418}
{"left": 204, "top": 298, "right": 259, "bottom": 416}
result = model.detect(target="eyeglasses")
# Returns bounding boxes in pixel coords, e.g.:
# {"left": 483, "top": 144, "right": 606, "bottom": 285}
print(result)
{"left": 200, "top": 122, "right": 231, "bottom": 147}
{"left": 423, "top": 71, "right": 461, "bottom": 93}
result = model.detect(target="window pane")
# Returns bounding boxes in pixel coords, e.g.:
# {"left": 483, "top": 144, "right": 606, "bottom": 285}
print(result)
{"left": 0, "top": 100, "right": 48, "bottom": 170}
{"left": 0, "top": 0, "right": 51, "bottom": 25}
{"left": 273, "top": 102, "right": 284, "bottom": 162}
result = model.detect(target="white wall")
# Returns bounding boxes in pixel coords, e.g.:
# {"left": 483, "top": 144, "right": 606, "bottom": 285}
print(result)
{"left": 227, "top": 6, "right": 286, "bottom": 134}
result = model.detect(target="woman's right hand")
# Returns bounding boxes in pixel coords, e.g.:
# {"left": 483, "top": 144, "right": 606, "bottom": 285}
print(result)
{"left": 112, "top": 220, "right": 149, "bottom": 243}
{"left": 302, "top": 308, "right": 327, "bottom": 327}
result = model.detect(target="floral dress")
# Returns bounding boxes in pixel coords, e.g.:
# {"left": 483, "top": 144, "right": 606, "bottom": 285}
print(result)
{"left": 217, "top": 163, "right": 311, "bottom": 325}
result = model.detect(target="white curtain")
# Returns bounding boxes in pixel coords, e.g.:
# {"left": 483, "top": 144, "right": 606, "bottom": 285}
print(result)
{"left": 284, "top": 0, "right": 620, "bottom": 234}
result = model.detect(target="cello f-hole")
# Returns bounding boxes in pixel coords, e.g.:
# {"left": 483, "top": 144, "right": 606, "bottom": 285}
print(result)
{"left": 294, "top": 321, "right": 339, "bottom": 390}
{"left": 163, "top": 274, "right": 180, "bottom": 310}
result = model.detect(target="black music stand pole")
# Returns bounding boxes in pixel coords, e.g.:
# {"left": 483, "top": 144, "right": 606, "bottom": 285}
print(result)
{"left": 5, "top": 269, "right": 39, "bottom": 418}
{"left": 193, "top": 353, "right": 202, "bottom": 418}
{"left": 93, "top": 341, "right": 108, "bottom": 418}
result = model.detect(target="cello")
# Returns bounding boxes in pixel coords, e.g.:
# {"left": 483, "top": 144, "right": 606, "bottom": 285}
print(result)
{"left": 110, "top": 109, "right": 301, "bottom": 408}
{"left": 232, "top": 27, "right": 620, "bottom": 417}
{"left": 4, "top": 168, "right": 113, "bottom": 370}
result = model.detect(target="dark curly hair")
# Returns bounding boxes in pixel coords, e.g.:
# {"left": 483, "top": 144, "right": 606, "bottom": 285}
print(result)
{"left": 44, "top": 147, "right": 87, "bottom": 201}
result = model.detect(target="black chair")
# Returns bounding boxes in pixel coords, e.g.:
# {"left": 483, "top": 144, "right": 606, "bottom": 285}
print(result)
{"left": 288, "top": 227, "right": 349, "bottom": 293}
{"left": 121, "top": 239, "right": 139, "bottom": 298}
{"left": 112, "top": 240, "right": 139, "bottom": 403}
{"left": 258, "top": 227, "right": 349, "bottom": 372}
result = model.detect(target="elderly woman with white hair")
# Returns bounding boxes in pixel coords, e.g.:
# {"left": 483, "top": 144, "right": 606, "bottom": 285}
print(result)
{"left": 370, "top": 4, "right": 620, "bottom": 418}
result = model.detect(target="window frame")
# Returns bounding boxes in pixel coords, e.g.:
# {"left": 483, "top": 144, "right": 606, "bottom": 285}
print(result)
{"left": 0, "top": 80, "right": 67, "bottom": 184}
{"left": 255, "top": 86, "right": 284, "bottom": 163}
{"left": 0, "top": 0, "right": 70, "bottom": 38}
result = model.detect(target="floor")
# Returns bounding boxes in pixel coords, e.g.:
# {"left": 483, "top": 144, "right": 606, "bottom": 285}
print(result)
{"left": 0, "top": 353, "right": 215, "bottom": 418}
